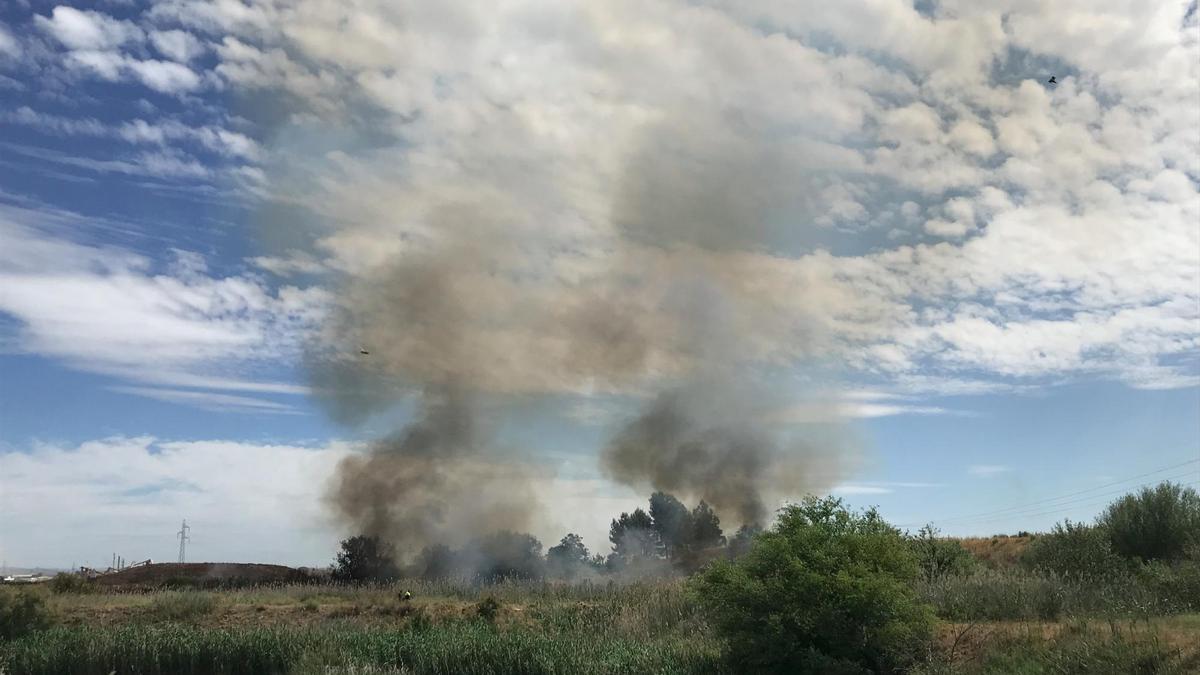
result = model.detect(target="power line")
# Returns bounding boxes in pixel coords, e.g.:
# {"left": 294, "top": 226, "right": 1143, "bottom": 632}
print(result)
{"left": 933, "top": 480, "right": 1200, "bottom": 529}
{"left": 896, "top": 457, "right": 1199, "bottom": 529}
{"left": 928, "top": 467, "right": 1200, "bottom": 527}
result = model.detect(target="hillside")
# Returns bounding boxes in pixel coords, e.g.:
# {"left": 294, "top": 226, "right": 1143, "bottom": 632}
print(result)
{"left": 92, "top": 562, "right": 311, "bottom": 588}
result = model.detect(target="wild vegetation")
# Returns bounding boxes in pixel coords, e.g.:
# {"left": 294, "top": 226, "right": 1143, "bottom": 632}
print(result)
{"left": 2, "top": 482, "right": 1197, "bottom": 674}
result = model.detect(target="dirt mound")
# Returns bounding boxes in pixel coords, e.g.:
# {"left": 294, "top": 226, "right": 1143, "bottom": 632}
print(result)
{"left": 94, "top": 563, "right": 311, "bottom": 589}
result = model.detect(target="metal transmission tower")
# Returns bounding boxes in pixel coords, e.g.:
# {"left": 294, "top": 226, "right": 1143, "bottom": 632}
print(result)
{"left": 177, "top": 519, "right": 190, "bottom": 563}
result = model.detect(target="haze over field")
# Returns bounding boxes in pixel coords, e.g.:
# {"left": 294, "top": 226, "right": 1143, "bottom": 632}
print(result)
{"left": 0, "top": 0, "right": 1197, "bottom": 568}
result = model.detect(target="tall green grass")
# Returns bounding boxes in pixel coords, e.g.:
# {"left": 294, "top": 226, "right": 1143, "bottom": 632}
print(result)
{"left": 145, "top": 591, "right": 220, "bottom": 621}
{"left": 0, "top": 622, "right": 725, "bottom": 675}
{"left": 916, "top": 622, "right": 1200, "bottom": 674}
{"left": 917, "top": 568, "right": 1199, "bottom": 621}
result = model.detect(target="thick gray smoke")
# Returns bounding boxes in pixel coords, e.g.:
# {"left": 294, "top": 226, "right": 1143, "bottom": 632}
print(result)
{"left": 294, "top": 70, "right": 857, "bottom": 555}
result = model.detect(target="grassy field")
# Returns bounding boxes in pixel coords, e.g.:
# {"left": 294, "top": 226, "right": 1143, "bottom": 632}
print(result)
{"left": 2, "top": 578, "right": 1198, "bottom": 674}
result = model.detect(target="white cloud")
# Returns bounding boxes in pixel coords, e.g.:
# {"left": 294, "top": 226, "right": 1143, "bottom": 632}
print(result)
{"left": 66, "top": 51, "right": 204, "bottom": 94}
{"left": 126, "top": 58, "right": 202, "bottom": 93}
{"left": 0, "top": 207, "right": 328, "bottom": 407}
{"left": 35, "top": 6, "right": 143, "bottom": 51}
{"left": 1, "top": 107, "right": 261, "bottom": 163}
{"left": 150, "top": 29, "right": 205, "bottom": 63}
{"left": 0, "top": 437, "right": 354, "bottom": 567}
{"left": 0, "top": 435, "right": 651, "bottom": 568}
{"left": 109, "top": 386, "right": 299, "bottom": 414}
{"left": 0, "top": 23, "right": 20, "bottom": 58}
{"left": 186, "top": 0, "right": 1194, "bottom": 395}
{"left": 968, "top": 464, "right": 1013, "bottom": 477}
{"left": 832, "top": 484, "right": 892, "bottom": 495}
{"left": 66, "top": 49, "right": 126, "bottom": 80}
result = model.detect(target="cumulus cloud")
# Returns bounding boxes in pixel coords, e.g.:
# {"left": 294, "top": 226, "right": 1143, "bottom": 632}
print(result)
{"left": 125, "top": 58, "right": 203, "bottom": 93}
{"left": 0, "top": 23, "right": 21, "bottom": 58}
{"left": 65, "top": 51, "right": 204, "bottom": 93}
{"left": 35, "top": 6, "right": 144, "bottom": 51}
{"left": 0, "top": 435, "right": 647, "bottom": 568}
{"left": 0, "top": 437, "right": 353, "bottom": 567}
{"left": 149, "top": 28, "right": 205, "bottom": 62}
{"left": 6, "top": 0, "right": 1199, "bottom": 402}
{"left": 0, "top": 205, "right": 328, "bottom": 407}
{"left": 168, "top": 0, "right": 1195, "bottom": 395}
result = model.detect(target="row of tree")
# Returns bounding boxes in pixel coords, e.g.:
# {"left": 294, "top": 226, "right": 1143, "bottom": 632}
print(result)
{"left": 333, "top": 491, "right": 762, "bottom": 582}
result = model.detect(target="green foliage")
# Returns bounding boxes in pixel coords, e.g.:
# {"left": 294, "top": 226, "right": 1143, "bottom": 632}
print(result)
{"left": 1100, "top": 482, "right": 1200, "bottom": 563}
{"left": 475, "top": 596, "right": 500, "bottom": 623}
{"left": 650, "top": 492, "right": 693, "bottom": 556}
{"left": 332, "top": 535, "right": 400, "bottom": 583}
{"left": 911, "top": 526, "right": 976, "bottom": 582}
{"left": 1022, "top": 520, "right": 1126, "bottom": 578}
{"left": 1133, "top": 559, "right": 1200, "bottom": 613}
{"left": 689, "top": 501, "right": 725, "bottom": 551}
{"left": 0, "top": 619, "right": 725, "bottom": 675}
{"left": 414, "top": 544, "right": 457, "bottom": 580}
{"left": 48, "top": 573, "right": 94, "bottom": 595}
{"left": 546, "top": 533, "right": 592, "bottom": 580}
{"left": 917, "top": 627, "right": 1197, "bottom": 675}
{"left": 691, "top": 496, "right": 934, "bottom": 673}
{"left": 0, "top": 591, "right": 52, "bottom": 640}
{"left": 468, "top": 531, "right": 544, "bottom": 582}
{"left": 917, "top": 564, "right": 1200, "bottom": 621}
{"left": 609, "top": 508, "right": 657, "bottom": 561}
{"left": 726, "top": 523, "right": 762, "bottom": 558}
{"left": 146, "top": 591, "right": 220, "bottom": 621}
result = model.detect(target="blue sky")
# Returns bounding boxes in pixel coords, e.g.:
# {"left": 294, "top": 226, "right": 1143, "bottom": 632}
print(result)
{"left": 0, "top": 0, "right": 1198, "bottom": 569}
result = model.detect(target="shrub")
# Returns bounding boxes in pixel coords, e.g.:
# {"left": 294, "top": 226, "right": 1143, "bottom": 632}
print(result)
{"left": 1022, "top": 520, "right": 1126, "bottom": 578}
{"left": 476, "top": 596, "right": 501, "bottom": 623}
{"left": 332, "top": 535, "right": 400, "bottom": 583}
{"left": 48, "top": 573, "right": 94, "bottom": 595}
{"left": 0, "top": 591, "right": 52, "bottom": 640}
{"left": 1134, "top": 560, "right": 1200, "bottom": 613}
{"left": 1100, "top": 482, "right": 1200, "bottom": 563}
{"left": 691, "top": 496, "right": 934, "bottom": 673}
{"left": 910, "top": 525, "right": 976, "bottom": 582}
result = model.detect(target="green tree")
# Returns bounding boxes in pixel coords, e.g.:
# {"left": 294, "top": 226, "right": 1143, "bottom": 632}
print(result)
{"left": 414, "top": 543, "right": 457, "bottom": 580}
{"left": 690, "top": 500, "right": 725, "bottom": 550}
{"left": 910, "top": 525, "right": 976, "bottom": 582}
{"left": 546, "top": 533, "right": 591, "bottom": 580}
{"left": 332, "top": 534, "right": 400, "bottom": 583}
{"left": 609, "top": 508, "right": 658, "bottom": 559}
{"left": 727, "top": 523, "right": 762, "bottom": 558}
{"left": 650, "top": 492, "right": 693, "bottom": 557}
{"left": 1022, "top": 520, "right": 1124, "bottom": 578}
{"left": 1099, "top": 482, "right": 1200, "bottom": 562}
{"left": 691, "top": 496, "right": 934, "bottom": 673}
{"left": 470, "top": 531, "right": 544, "bottom": 581}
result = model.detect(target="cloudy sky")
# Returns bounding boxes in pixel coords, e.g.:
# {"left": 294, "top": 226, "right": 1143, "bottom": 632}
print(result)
{"left": 1, "top": 0, "right": 1197, "bottom": 569}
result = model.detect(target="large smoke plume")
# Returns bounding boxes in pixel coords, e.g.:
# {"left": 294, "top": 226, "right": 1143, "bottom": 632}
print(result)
{"left": 273, "top": 24, "right": 861, "bottom": 558}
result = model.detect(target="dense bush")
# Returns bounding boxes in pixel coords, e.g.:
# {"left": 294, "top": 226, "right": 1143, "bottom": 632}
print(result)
{"left": 0, "top": 591, "right": 53, "bottom": 640}
{"left": 691, "top": 496, "right": 934, "bottom": 673}
{"left": 1100, "top": 482, "right": 1200, "bottom": 563}
{"left": 1021, "top": 520, "right": 1126, "bottom": 578}
{"left": 48, "top": 573, "right": 94, "bottom": 595}
{"left": 332, "top": 535, "right": 400, "bottom": 583}
{"left": 911, "top": 525, "right": 976, "bottom": 582}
